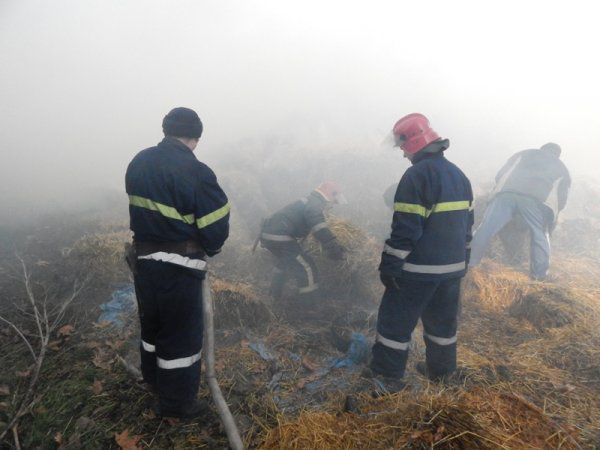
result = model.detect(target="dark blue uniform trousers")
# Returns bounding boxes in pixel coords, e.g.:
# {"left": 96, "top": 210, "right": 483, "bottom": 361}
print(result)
{"left": 371, "top": 277, "right": 461, "bottom": 379}
{"left": 134, "top": 260, "right": 203, "bottom": 414}
{"left": 261, "top": 240, "right": 319, "bottom": 296}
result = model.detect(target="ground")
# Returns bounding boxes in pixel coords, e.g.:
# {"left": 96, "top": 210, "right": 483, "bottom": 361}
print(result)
{"left": 0, "top": 202, "right": 599, "bottom": 449}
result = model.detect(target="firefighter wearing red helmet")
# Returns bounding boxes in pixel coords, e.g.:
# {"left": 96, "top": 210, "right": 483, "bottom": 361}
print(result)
{"left": 258, "top": 181, "right": 347, "bottom": 303}
{"left": 367, "top": 113, "right": 474, "bottom": 391}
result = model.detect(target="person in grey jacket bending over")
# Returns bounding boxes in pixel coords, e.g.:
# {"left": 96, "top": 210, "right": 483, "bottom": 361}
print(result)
{"left": 469, "top": 143, "right": 570, "bottom": 280}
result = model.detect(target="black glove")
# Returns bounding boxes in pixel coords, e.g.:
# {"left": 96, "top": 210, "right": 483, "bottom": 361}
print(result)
{"left": 324, "top": 240, "right": 345, "bottom": 260}
{"left": 380, "top": 273, "right": 400, "bottom": 290}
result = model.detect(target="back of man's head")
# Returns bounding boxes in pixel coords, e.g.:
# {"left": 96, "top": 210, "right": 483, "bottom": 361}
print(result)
{"left": 162, "top": 107, "right": 203, "bottom": 139}
{"left": 540, "top": 142, "right": 561, "bottom": 157}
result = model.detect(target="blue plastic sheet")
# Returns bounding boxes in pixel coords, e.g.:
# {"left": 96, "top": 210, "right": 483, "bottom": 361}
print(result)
{"left": 247, "top": 333, "right": 370, "bottom": 394}
{"left": 331, "top": 333, "right": 369, "bottom": 368}
{"left": 97, "top": 284, "right": 137, "bottom": 329}
{"left": 303, "top": 333, "right": 370, "bottom": 392}
{"left": 248, "top": 341, "right": 277, "bottom": 361}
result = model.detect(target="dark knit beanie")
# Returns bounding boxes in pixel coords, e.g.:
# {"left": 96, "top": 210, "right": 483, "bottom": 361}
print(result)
{"left": 162, "top": 107, "right": 203, "bottom": 139}
{"left": 540, "top": 142, "right": 561, "bottom": 157}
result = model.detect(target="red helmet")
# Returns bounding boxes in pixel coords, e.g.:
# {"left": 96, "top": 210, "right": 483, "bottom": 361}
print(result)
{"left": 392, "top": 113, "right": 439, "bottom": 154}
{"left": 315, "top": 181, "right": 347, "bottom": 204}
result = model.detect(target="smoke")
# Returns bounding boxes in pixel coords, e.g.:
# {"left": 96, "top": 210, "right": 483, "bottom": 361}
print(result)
{"left": 1, "top": 0, "right": 599, "bottom": 222}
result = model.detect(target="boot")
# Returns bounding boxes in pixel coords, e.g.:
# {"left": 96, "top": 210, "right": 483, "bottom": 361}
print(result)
{"left": 158, "top": 399, "right": 210, "bottom": 420}
{"left": 416, "top": 361, "right": 469, "bottom": 384}
{"left": 269, "top": 270, "right": 286, "bottom": 300}
{"left": 362, "top": 367, "right": 406, "bottom": 397}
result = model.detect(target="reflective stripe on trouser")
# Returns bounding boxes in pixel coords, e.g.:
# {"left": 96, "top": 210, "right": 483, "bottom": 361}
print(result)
{"left": 371, "top": 277, "right": 461, "bottom": 378}
{"left": 470, "top": 192, "right": 551, "bottom": 279}
{"left": 134, "top": 258, "right": 204, "bottom": 414}
{"left": 261, "top": 240, "right": 319, "bottom": 296}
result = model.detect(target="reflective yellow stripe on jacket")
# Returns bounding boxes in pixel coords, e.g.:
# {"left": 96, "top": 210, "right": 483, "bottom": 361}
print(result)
{"left": 129, "top": 195, "right": 230, "bottom": 229}
{"left": 129, "top": 195, "right": 195, "bottom": 224}
{"left": 196, "top": 202, "right": 231, "bottom": 229}
{"left": 394, "top": 200, "right": 471, "bottom": 218}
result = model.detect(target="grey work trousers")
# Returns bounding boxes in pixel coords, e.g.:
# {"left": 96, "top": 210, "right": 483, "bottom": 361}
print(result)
{"left": 470, "top": 192, "right": 551, "bottom": 279}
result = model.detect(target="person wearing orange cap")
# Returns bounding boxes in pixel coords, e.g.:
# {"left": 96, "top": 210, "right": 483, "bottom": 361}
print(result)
{"left": 259, "top": 181, "right": 347, "bottom": 302}
{"left": 367, "top": 113, "right": 474, "bottom": 392}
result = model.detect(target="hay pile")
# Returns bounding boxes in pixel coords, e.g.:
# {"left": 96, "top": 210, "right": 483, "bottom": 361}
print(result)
{"left": 508, "top": 285, "right": 591, "bottom": 329}
{"left": 305, "top": 216, "right": 381, "bottom": 305}
{"left": 211, "top": 278, "right": 274, "bottom": 329}
{"left": 260, "top": 387, "right": 582, "bottom": 449}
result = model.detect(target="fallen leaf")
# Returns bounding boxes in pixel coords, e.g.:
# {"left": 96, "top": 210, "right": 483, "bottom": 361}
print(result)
{"left": 296, "top": 372, "right": 323, "bottom": 389}
{"left": 558, "top": 383, "right": 576, "bottom": 394}
{"left": 105, "top": 339, "right": 125, "bottom": 350}
{"left": 91, "top": 379, "right": 103, "bottom": 395}
{"left": 15, "top": 369, "right": 31, "bottom": 378}
{"left": 410, "top": 430, "right": 423, "bottom": 439}
{"left": 115, "top": 429, "right": 142, "bottom": 450}
{"left": 92, "top": 348, "right": 113, "bottom": 371}
{"left": 301, "top": 356, "right": 319, "bottom": 372}
{"left": 74, "top": 416, "right": 94, "bottom": 431}
{"left": 142, "top": 408, "right": 157, "bottom": 420}
{"left": 0, "top": 385, "right": 9, "bottom": 396}
{"left": 48, "top": 340, "right": 62, "bottom": 351}
{"left": 93, "top": 321, "right": 111, "bottom": 329}
{"left": 54, "top": 431, "right": 65, "bottom": 449}
{"left": 35, "top": 260, "right": 50, "bottom": 267}
{"left": 34, "top": 405, "right": 48, "bottom": 414}
{"left": 84, "top": 340, "right": 102, "bottom": 349}
{"left": 67, "top": 432, "right": 82, "bottom": 449}
{"left": 240, "top": 339, "right": 250, "bottom": 348}
{"left": 433, "top": 425, "right": 445, "bottom": 442}
{"left": 57, "top": 324, "right": 75, "bottom": 337}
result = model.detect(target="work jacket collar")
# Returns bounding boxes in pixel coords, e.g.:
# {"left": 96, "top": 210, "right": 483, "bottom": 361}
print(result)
{"left": 411, "top": 139, "right": 449, "bottom": 165}
{"left": 310, "top": 190, "right": 329, "bottom": 204}
{"left": 160, "top": 136, "right": 194, "bottom": 155}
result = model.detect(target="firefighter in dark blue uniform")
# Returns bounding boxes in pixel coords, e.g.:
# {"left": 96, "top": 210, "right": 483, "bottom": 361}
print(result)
{"left": 370, "top": 113, "right": 473, "bottom": 388}
{"left": 260, "top": 181, "right": 346, "bottom": 300}
{"left": 125, "top": 107, "right": 230, "bottom": 418}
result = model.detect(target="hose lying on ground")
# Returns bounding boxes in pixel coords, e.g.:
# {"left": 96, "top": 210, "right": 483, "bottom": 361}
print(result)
{"left": 202, "top": 277, "right": 245, "bottom": 450}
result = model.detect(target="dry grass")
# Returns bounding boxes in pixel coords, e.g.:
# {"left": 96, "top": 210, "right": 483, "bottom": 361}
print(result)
{"left": 260, "top": 387, "right": 584, "bottom": 449}
{"left": 211, "top": 278, "right": 275, "bottom": 329}
{"left": 258, "top": 257, "right": 600, "bottom": 449}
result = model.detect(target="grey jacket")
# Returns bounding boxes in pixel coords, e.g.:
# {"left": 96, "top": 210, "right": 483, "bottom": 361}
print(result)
{"left": 493, "top": 148, "right": 571, "bottom": 221}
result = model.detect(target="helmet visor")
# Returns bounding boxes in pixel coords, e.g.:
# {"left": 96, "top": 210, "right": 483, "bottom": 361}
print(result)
{"left": 394, "top": 133, "right": 407, "bottom": 148}
{"left": 335, "top": 192, "right": 348, "bottom": 205}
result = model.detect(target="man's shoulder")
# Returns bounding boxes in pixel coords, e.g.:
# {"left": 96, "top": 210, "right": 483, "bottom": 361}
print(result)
{"left": 127, "top": 146, "right": 157, "bottom": 172}
{"left": 193, "top": 160, "right": 218, "bottom": 182}
{"left": 136, "top": 144, "right": 157, "bottom": 157}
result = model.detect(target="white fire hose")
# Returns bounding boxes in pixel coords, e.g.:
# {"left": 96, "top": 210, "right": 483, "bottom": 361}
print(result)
{"left": 202, "top": 277, "right": 244, "bottom": 450}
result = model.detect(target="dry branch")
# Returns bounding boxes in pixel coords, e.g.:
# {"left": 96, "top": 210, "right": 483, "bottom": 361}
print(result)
{"left": 0, "top": 255, "right": 86, "bottom": 442}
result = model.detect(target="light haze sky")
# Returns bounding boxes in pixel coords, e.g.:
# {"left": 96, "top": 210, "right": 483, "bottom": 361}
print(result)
{"left": 1, "top": 0, "right": 599, "bottom": 211}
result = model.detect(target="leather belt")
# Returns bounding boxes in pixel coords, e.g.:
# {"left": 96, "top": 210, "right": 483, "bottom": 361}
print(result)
{"left": 134, "top": 240, "right": 206, "bottom": 258}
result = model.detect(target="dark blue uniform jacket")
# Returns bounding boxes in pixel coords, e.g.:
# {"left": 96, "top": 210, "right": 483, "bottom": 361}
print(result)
{"left": 380, "top": 140, "right": 474, "bottom": 281}
{"left": 125, "top": 137, "right": 230, "bottom": 256}
{"left": 262, "top": 191, "right": 337, "bottom": 244}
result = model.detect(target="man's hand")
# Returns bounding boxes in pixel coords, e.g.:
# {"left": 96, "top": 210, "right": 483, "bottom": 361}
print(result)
{"left": 380, "top": 273, "right": 400, "bottom": 290}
